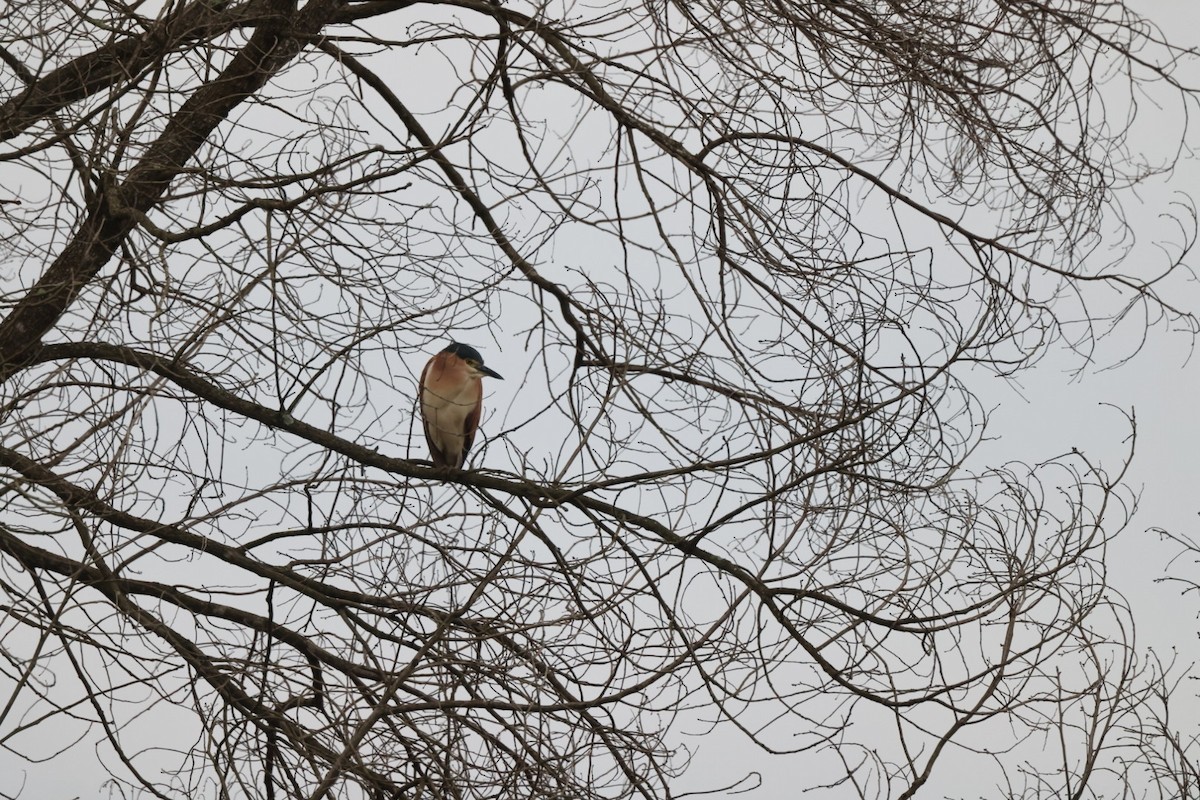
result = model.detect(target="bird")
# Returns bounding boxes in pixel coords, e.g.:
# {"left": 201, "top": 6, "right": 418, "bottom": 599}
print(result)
{"left": 419, "top": 342, "right": 503, "bottom": 468}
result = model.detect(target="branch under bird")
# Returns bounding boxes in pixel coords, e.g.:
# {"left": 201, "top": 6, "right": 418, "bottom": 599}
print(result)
{"left": 419, "top": 342, "right": 503, "bottom": 468}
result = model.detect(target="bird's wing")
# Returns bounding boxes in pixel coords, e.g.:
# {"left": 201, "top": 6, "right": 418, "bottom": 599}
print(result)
{"left": 419, "top": 356, "right": 448, "bottom": 466}
{"left": 461, "top": 378, "right": 483, "bottom": 460}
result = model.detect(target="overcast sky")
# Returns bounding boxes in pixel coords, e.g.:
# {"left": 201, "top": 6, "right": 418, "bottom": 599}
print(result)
{"left": 2, "top": 2, "right": 1199, "bottom": 798}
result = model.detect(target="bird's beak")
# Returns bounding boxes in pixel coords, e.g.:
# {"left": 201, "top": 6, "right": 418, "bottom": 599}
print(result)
{"left": 478, "top": 365, "right": 503, "bottom": 380}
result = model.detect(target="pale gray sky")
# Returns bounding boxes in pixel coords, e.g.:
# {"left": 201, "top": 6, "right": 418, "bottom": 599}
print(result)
{"left": 2, "top": 3, "right": 1199, "bottom": 798}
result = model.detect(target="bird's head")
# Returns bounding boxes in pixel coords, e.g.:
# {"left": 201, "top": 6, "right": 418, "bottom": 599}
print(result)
{"left": 443, "top": 342, "right": 503, "bottom": 379}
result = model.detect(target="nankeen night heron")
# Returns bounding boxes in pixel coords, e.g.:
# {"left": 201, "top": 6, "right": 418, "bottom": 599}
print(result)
{"left": 419, "top": 342, "right": 503, "bottom": 468}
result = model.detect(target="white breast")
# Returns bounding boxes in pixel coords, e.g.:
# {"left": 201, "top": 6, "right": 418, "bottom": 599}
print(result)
{"left": 421, "top": 380, "right": 478, "bottom": 464}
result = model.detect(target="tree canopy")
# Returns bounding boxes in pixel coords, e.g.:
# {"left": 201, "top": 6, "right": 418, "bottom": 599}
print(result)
{"left": 0, "top": 1, "right": 1197, "bottom": 798}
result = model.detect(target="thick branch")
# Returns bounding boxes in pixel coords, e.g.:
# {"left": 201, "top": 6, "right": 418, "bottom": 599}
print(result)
{"left": 0, "top": 0, "right": 340, "bottom": 379}
{"left": 0, "top": 1, "right": 262, "bottom": 141}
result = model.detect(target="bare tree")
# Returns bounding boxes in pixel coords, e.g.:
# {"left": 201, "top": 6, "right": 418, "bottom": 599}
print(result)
{"left": 0, "top": 1, "right": 1196, "bottom": 798}
{"left": 1105, "top": 531, "right": 1200, "bottom": 799}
